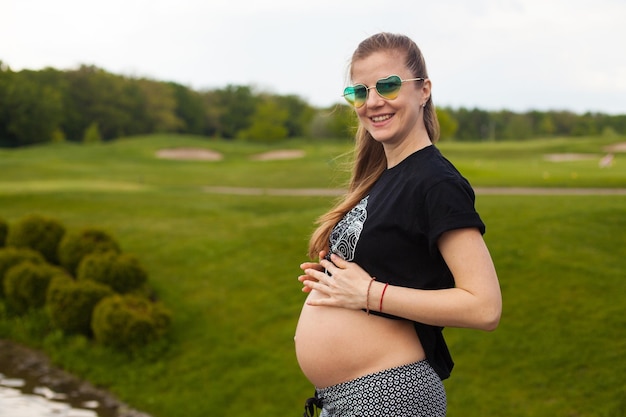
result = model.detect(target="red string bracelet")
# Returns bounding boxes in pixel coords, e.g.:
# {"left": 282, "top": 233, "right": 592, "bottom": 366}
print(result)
{"left": 379, "top": 283, "right": 389, "bottom": 312}
{"left": 366, "top": 277, "right": 376, "bottom": 315}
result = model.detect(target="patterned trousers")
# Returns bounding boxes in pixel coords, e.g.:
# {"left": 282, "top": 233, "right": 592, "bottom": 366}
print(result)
{"left": 315, "top": 360, "right": 447, "bottom": 417}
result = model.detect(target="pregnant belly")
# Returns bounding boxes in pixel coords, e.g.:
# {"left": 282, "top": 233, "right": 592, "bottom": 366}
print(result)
{"left": 294, "top": 290, "right": 425, "bottom": 388}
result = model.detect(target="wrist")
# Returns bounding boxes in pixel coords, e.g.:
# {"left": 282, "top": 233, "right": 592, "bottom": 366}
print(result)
{"left": 369, "top": 281, "right": 389, "bottom": 313}
{"left": 365, "top": 277, "right": 376, "bottom": 314}
{"left": 379, "top": 282, "right": 389, "bottom": 312}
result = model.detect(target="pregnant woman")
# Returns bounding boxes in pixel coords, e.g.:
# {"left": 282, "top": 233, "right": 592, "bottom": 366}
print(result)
{"left": 295, "top": 32, "right": 502, "bottom": 417}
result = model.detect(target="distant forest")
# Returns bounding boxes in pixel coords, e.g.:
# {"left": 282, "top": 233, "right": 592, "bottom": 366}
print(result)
{"left": 1, "top": 62, "right": 625, "bottom": 148}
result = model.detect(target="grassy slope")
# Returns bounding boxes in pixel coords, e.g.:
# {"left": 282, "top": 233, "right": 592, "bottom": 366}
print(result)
{"left": 0, "top": 135, "right": 625, "bottom": 417}
{"left": 446, "top": 195, "right": 625, "bottom": 416}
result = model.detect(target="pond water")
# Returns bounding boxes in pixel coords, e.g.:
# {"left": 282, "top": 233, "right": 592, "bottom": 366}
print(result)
{"left": 0, "top": 340, "right": 122, "bottom": 417}
{"left": 0, "top": 373, "right": 111, "bottom": 417}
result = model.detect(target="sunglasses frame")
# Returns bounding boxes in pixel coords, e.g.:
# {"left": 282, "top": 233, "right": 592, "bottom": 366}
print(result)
{"left": 342, "top": 75, "right": 425, "bottom": 108}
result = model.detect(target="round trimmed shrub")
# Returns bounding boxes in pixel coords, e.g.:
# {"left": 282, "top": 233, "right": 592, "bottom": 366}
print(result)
{"left": 0, "top": 218, "right": 8, "bottom": 247}
{"left": 4, "top": 262, "right": 67, "bottom": 314}
{"left": 77, "top": 252, "right": 148, "bottom": 294}
{"left": 46, "top": 276, "right": 114, "bottom": 335}
{"left": 0, "top": 247, "right": 45, "bottom": 298}
{"left": 6, "top": 214, "right": 66, "bottom": 264}
{"left": 58, "top": 228, "right": 121, "bottom": 276}
{"left": 92, "top": 295, "right": 171, "bottom": 350}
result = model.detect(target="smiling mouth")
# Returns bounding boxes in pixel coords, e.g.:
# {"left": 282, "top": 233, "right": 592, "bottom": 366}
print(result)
{"left": 371, "top": 114, "right": 393, "bottom": 123}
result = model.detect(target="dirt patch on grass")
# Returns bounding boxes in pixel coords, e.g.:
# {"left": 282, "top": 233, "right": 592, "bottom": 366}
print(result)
{"left": 604, "top": 142, "right": 626, "bottom": 152}
{"left": 250, "top": 150, "right": 305, "bottom": 161}
{"left": 156, "top": 148, "right": 223, "bottom": 161}
{"left": 544, "top": 153, "right": 597, "bottom": 162}
{"left": 203, "top": 186, "right": 626, "bottom": 196}
{"left": 155, "top": 148, "right": 306, "bottom": 161}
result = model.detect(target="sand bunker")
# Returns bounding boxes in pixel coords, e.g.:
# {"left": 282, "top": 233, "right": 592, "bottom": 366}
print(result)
{"left": 544, "top": 153, "right": 597, "bottom": 162}
{"left": 156, "top": 148, "right": 306, "bottom": 161}
{"left": 156, "top": 148, "right": 223, "bottom": 161}
{"left": 604, "top": 142, "right": 626, "bottom": 153}
{"left": 250, "top": 150, "right": 305, "bottom": 161}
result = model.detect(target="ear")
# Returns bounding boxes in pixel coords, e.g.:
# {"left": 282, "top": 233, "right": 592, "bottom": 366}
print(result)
{"left": 421, "top": 78, "right": 432, "bottom": 105}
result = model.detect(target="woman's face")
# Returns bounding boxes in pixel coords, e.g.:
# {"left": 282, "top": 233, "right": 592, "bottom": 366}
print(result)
{"left": 350, "top": 50, "right": 430, "bottom": 146}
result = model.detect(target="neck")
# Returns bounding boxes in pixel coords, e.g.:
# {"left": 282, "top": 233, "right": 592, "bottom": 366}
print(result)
{"left": 384, "top": 134, "right": 432, "bottom": 168}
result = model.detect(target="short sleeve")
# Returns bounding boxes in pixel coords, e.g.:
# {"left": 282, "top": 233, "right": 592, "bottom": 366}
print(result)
{"left": 425, "top": 179, "right": 485, "bottom": 253}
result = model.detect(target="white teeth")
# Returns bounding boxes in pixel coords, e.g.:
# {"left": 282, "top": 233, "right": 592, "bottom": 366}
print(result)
{"left": 372, "top": 114, "right": 392, "bottom": 122}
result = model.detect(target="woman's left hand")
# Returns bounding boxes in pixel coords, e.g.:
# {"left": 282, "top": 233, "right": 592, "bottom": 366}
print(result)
{"left": 298, "top": 254, "right": 373, "bottom": 310}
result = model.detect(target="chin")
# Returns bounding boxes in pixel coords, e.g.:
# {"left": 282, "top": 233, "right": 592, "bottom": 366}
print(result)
{"left": 370, "top": 133, "right": 396, "bottom": 144}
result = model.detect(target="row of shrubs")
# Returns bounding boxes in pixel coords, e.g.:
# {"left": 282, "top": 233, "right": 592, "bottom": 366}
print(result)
{"left": 0, "top": 214, "right": 171, "bottom": 351}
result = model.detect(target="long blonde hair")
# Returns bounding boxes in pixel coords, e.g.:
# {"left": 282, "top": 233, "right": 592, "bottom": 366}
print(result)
{"left": 307, "top": 33, "right": 440, "bottom": 259}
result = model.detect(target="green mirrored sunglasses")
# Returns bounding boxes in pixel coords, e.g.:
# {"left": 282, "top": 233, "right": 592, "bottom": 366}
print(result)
{"left": 342, "top": 75, "right": 424, "bottom": 108}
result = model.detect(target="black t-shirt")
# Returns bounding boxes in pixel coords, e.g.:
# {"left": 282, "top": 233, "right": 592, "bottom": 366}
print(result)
{"left": 327, "top": 145, "right": 485, "bottom": 380}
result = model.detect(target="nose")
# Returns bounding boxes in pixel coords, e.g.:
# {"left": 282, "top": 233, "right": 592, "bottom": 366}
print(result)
{"left": 365, "top": 87, "right": 384, "bottom": 108}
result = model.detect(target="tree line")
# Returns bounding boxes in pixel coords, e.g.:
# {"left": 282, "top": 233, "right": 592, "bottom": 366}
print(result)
{"left": 1, "top": 61, "right": 624, "bottom": 147}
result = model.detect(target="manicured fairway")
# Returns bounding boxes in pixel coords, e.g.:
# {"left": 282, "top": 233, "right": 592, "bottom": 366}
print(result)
{"left": 1, "top": 135, "right": 624, "bottom": 417}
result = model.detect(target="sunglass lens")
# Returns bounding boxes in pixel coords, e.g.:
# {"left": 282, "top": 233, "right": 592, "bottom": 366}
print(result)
{"left": 353, "top": 85, "right": 368, "bottom": 107}
{"left": 376, "top": 75, "right": 402, "bottom": 99}
{"left": 343, "top": 85, "right": 367, "bottom": 107}
{"left": 343, "top": 86, "right": 356, "bottom": 106}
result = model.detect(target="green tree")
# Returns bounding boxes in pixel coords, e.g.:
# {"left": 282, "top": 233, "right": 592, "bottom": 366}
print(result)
{"left": 82, "top": 122, "right": 102, "bottom": 143}
{"left": 451, "top": 107, "right": 493, "bottom": 141}
{"left": 0, "top": 68, "right": 64, "bottom": 146}
{"left": 199, "top": 90, "right": 221, "bottom": 137}
{"left": 274, "top": 94, "right": 315, "bottom": 137}
{"left": 212, "top": 85, "right": 258, "bottom": 138}
{"left": 436, "top": 107, "right": 459, "bottom": 140}
{"left": 130, "top": 79, "right": 183, "bottom": 133}
{"left": 64, "top": 65, "right": 134, "bottom": 141}
{"left": 537, "top": 113, "right": 556, "bottom": 136}
{"left": 495, "top": 111, "right": 533, "bottom": 140}
{"left": 572, "top": 112, "right": 599, "bottom": 136}
{"left": 550, "top": 111, "right": 579, "bottom": 136}
{"left": 238, "top": 96, "right": 289, "bottom": 142}
{"left": 169, "top": 82, "right": 207, "bottom": 134}
{"left": 310, "top": 105, "right": 356, "bottom": 139}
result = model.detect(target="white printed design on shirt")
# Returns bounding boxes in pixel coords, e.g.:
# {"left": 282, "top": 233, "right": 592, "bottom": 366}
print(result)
{"left": 329, "top": 196, "right": 368, "bottom": 262}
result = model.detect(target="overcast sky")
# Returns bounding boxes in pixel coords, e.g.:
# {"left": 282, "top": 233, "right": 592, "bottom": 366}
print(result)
{"left": 3, "top": 0, "right": 625, "bottom": 114}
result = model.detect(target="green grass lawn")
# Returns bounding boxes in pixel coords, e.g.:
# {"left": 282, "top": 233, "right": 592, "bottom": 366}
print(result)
{"left": 1, "top": 135, "right": 625, "bottom": 417}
